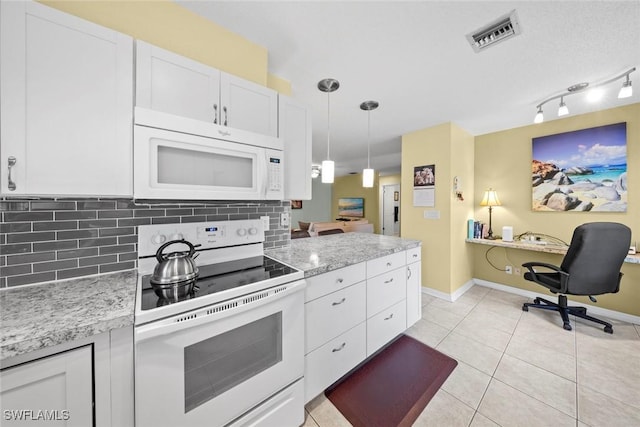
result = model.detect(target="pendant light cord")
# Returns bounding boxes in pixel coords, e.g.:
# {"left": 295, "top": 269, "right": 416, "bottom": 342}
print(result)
{"left": 367, "top": 111, "right": 371, "bottom": 169}
{"left": 326, "top": 92, "right": 331, "bottom": 160}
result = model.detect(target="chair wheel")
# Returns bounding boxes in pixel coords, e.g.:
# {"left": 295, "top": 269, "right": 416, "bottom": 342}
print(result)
{"left": 522, "top": 305, "right": 529, "bottom": 312}
{"left": 563, "top": 323, "right": 572, "bottom": 331}
{"left": 604, "top": 326, "right": 613, "bottom": 334}
{"left": 533, "top": 297, "right": 540, "bottom": 304}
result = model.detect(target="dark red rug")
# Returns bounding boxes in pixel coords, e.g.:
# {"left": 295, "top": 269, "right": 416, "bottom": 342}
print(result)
{"left": 325, "top": 334, "right": 457, "bottom": 427}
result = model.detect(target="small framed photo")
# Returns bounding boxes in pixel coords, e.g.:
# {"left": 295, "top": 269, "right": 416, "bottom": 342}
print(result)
{"left": 290, "top": 200, "right": 302, "bottom": 209}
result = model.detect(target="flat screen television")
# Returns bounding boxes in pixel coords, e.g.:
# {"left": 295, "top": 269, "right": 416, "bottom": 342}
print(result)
{"left": 338, "top": 198, "right": 364, "bottom": 218}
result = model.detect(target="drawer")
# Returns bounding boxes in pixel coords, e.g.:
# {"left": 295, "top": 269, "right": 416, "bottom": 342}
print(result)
{"left": 406, "top": 246, "right": 421, "bottom": 263}
{"left": 304, "top": 322, "right": 366, "bottom": 403}
{"left": 366, "top": 300, "right": 407, "bottom": 356}
{"left": 305, "top": 281, "right": 366, "bottom": 354}
{"left": 367, "top": 267, "right": 406, "bottom": 316}
{"left": 366, "top": 251, "right": 405, "bottom": 279}
{"left": 305, "top": 262, "right": 366, "bottom": 302}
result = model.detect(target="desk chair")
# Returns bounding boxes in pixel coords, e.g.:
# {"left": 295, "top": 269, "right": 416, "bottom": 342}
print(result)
{"left": 522, "top": 222, "right": 631, "bottom": 334}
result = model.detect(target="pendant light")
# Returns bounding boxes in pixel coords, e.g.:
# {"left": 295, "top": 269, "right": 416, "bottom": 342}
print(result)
{"left": 318, "top": 78, "right": 340, "bottom": 183}
{"left": 360, "top": 100, "right": 379, "bottom": 188}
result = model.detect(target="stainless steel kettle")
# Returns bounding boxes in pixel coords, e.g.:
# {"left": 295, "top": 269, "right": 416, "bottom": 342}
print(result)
{"left": 150, "top": 239, "right": 200, "bottom": 285}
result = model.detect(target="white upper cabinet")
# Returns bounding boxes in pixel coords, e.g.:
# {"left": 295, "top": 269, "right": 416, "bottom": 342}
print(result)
{"left": 0, "top": 1, "right": 133, "bottom": 196}
{"left": 136, "top": 41, "right": 278, "bottom": 137}
{"left": 279, "top": 95, "right": 312, "bottom": 200}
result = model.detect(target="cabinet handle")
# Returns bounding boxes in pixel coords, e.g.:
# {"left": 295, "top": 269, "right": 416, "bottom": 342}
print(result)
{"left": 332, "top": 342, "right": 346, "bottom": 353}
{"left": 332, "top": 298, "right": 346, "bottom": 306}
{"left": 384, "top": 313, "right": 394, "bottom": 321}
{"left": 223, "top": 106, "right": 228, "bottom": 126}
{"left": 407, "top": 267, "right": 412, "bottom": 279}
{"left": 218, "top": 129, "right": 231, "bottom": 137}
{"left": 7, "top": 156, "right": 16, "bottom": 191}
{"left": 213, "top": 104, "right": 218, "bottom": 124}
{"left": 384, "top": 278, "right": 394, "bottom": 284}
{"left": 412, "top": 253, "right": 418, "bottom": 258}
{"left": 386, "top": 262, "right": 392, "bottom": 267}
{"left": 336, "top": 278, "right": 344, "bottom": 284}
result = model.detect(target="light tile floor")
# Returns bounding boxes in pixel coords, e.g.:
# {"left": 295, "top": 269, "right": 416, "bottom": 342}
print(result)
{"left": 302, "top": 285, "right": 640, "bottom": 427}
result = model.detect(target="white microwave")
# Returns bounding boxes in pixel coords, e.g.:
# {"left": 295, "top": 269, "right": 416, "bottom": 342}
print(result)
{"left": 133, "top": 108, "right": 284, "bottom": 200}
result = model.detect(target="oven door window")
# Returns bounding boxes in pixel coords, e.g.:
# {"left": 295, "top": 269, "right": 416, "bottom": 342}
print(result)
{"left": 183, "top": 312, "right": 282, "bottom": 413}
{"left": 157, "top": 145, "right": 254, "bottom": 188}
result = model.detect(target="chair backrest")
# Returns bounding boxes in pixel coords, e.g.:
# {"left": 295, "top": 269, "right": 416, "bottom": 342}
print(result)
{"left": 560, "top": 222, "right": 631, "bottom": 295}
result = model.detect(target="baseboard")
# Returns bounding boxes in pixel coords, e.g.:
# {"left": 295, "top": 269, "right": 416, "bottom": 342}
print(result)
{"left": 474, "top": 278, "right": 640, "bottom": 326}
{"left": 421, "top": 279, "right": 474, "bottom": 303}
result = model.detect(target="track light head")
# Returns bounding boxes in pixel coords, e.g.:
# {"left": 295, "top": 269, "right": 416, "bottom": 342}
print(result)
{"left": 619, "top": 75, "right": 633, "bottom": 98}
{"left": 558, "top": 97, "right": 569, "bottom": 116}
{"left": 534, "top": 106, "right": 544, "bottom": 124}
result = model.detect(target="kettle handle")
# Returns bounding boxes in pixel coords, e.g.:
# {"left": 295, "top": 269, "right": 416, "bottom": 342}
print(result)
{"left": 155, "top": 239, "right": 198, "bottom": 263}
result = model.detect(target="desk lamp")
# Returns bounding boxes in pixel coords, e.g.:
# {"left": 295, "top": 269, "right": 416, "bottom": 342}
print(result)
{"left": 480, "top": 188, "right": 501, "bottom": 240}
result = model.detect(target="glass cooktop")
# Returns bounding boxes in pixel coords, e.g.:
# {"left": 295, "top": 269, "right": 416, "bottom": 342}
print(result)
{"left": 139, "top": 256, "right": 298, "bottom": 311}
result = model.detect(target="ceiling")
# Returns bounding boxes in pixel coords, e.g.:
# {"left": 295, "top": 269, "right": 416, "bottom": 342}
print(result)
{"left": 177, "top": 1, "right": 640, "bottom": 177}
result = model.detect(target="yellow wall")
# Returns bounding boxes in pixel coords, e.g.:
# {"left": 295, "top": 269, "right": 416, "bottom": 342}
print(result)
{"left": 40, "top": 0, "right": 280, "bottom": 89}
{"left": 474, "top": 103, "right": 640, "bottom": 316}
{"left": 401, "top": 123, "right": 475, "bottom": 294}
{"left": 333, "top": 174, "right": 380, "bottom": 232}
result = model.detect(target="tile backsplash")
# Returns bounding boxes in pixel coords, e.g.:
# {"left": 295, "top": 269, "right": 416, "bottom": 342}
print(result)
{"left": 0, "top": 198, "right": 290, "bottom": 288}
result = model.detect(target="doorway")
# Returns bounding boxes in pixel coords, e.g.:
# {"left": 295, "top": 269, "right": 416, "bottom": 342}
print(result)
{"left": 382, "top": 184, "right": 400, "bottom": 236}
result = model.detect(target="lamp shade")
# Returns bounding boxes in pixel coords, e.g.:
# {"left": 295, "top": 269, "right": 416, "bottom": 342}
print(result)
{"left": 362, "top": 168, "right": 374, "bottom": 188}
{"left": 480, "top": 189, "right": 501, "bottom": 206}
{"left": 321, "top": 160, "right": 334, "bottom": 183}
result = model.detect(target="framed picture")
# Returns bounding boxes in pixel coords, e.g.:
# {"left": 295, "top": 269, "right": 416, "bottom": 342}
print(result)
{"left": 531, "top": 122, "right": 627, "bottom": 212}
{"left": 413, "top": 164, "right": 435, "bottom": 187}
{"left": 290, "top": 200, "right": 302, "bottom": 209}
{"left": 338, "top": 198, "right": 364, "bottom": 218}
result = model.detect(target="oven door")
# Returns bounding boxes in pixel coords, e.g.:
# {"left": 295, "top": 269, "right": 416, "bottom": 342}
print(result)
{"left": 133, "top": 123, "right": 283, "bottom": 200}
{"left": 134, "top": 281, "right": 305, "bottom": 427}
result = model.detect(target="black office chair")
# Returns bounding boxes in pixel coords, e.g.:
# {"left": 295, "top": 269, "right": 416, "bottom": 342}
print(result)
{"left": 522, "top": 222, "right": 631, "bottom": 334}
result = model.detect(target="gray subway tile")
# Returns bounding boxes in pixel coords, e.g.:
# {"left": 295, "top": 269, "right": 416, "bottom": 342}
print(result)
{"left": 99, "top": 227, "right": 135, "bottom": 237}
{"left": 166, "top": 208, "right": 193, "bottom": 216}
{"left": 57, "top": 248, "right": 98, "bottom": 260}
{"left": 0, "top": 201, "right": 31, "bottom": 211}
{"left": 194, "top": 208, "right": 218, "bottom": 215}
{"left": 181, "top": 216, "right": 207, "bottom": 223}
{"left": 33, "top": 259, "right": 78, "bottom": 273}
{"left": 118, "top": 252, "right": 137, "bottom": 262}
{"left": 55, "top": 210, "right": 97, "bottom": 220}
{"left": 117, "top": 200, "right": 138, "bottom": 209}
{"left": 31, "top": 201, "right": 76, "bottom": 211}
{"left": 206, "top": 215, "right": 229, "bottom": 222}
{"left": 1, "top": 264, "right": 31, "bottom": 276}
{"left": 57, "top": 229, "right": 98, "bottom": 240}
{"left": 78, "top": 237, "right": 117, "bottom": 248}
{"left": 33, "top": 220, "right": 78, "bottom": 231}
{"left": 79, "top": 219, "right": 117, "bottom": 229}
{"left": 79, "top": 255, "right": 118, "bottom": 267}
{"left": 7, "top": 232, "right": 56, "bottom": 244}
{"left": 99, "top": 244, "right": 135, "bottom": 255}
{"left": 57, "top": 266, "right": 98, "bottom": 280}
{"left": 98, "top": 209, "right": 133, "bottom": 219}
{"left": 0, "top": 277, "right": 5, "bottom": 287}
{"left": 33, "top": 240, "right": 77, "bottom": 252}
{"left": 7, "top": 251, "right": 56, "bottom": 265}
{"left": 117, "top": 217, "right": 151, "bottom": 227}
{"left": 218, "top": 207, "right": 239, "bottom": 214}
{"left": 0, "top": 222, "right": 31, "bottom": 233}
{"left": 4, "top": 211, "right": 53, "bottom": 222}
{"left": 7, "top": 271, "right": 55, "bottom": 287}
{"left": 152, "top": 217, "right": 180, "bottom": 225}
{"left": 99, "top": 261, "right": 135, "bottom": 274}
{"left": 133, "top": 209, "right": 165, "bottom": 218}
{"left": 118, "top": 235, "right": 137, "bottom": 244}
{"left": 239, "top": 207, "right": 259, "bottom": 214}
{"left": 77, "top": 200, "right": 116, "bottom": 210}
{"left": 229, "top": 214, "right": 250, "bottom": 220}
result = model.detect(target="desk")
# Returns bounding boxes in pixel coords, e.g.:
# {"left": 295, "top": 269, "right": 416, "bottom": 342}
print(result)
{"left": 466, "top": 238, "right": 640, "bottom": 265}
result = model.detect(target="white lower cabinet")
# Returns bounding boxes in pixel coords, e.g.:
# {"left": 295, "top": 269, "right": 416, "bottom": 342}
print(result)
{"left": 366, "top": 300, "right": 407, "bottom": 355}
{"left": 0, "top": 346, "right": 93, "bottom": 426}
{"left": 406, "top": 246, "right": 423, "bottom": 327}
{"left": 304, "top": 322, "right": 367, "bottom": 402}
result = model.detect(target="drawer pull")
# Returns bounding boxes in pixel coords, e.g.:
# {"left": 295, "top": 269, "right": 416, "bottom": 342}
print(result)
{"left": 336, "top": 278, "right": 344, "bottom": 284}
{"left": 407, "top": 267, "right": 412, "bottom": 279}
{"left": 384, "top": 278, "right": 394, "bottom": 284}
{"left": 213, "top": 104, "right": 218, "bottom": 124}
{"left": 7, "top": 156, "right": 17, "bottom": 191}
{"left": 332, "top": 342, "right": 346, "bottom": 353}
{"left": 386, "top": 262, "right": 392, "bottom": 267}
{"left": 412, "top": 253, "right": 418, "bottom": 258}
{"left": 384, "top": 313, "right": 394, "bottom": 321}
{"left": 332, "top": 298, "right": 346, "bottom": 306}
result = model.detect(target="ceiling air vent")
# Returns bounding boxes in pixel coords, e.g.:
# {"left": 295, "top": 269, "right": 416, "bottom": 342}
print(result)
{"left": 466, "top": 10, "right": 522, "bottom": 53}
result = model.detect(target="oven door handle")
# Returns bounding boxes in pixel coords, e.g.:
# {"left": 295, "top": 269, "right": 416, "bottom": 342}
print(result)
{"left": 135, "top": 280, "right": 306, "bottom": 343}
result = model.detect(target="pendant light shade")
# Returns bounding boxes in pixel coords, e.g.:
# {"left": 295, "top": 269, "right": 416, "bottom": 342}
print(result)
{"left": 318, "top": 78, "right": 340, "bottom": 184}
{"left": 360, "top": 100, "right": 379, "bottom": 188}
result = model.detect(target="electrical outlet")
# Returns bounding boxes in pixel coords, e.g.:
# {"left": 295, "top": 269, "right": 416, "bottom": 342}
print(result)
{"left": 260, "top": 215, "right": 270, "bottom": 231}
{"left": 514, "top": 267, "right": 521, "bottom": 276}
{"left": 280, "top": 212, "right": 290, "bottom": 227}
{"left": 505, "top": 265, "right": 513, "bottom": 275}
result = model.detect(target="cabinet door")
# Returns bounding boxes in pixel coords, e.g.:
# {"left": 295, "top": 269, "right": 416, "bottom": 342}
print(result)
{"left": 220, "top": 72, "right": 278, "bottom": 137}
{"left": 136, "top": 40, "right": 220, "bottom": 124}
{"left": 406, "top": 261, "right": 422, "bottom": 327}
{"left": 1, "top": 346, "right": 93, "bottom": 427}
{"left": 0, "top": 1, "right": 133, "bottom": 196}
{"left": 279, "top": 95, "right": 312, "bottom": 200}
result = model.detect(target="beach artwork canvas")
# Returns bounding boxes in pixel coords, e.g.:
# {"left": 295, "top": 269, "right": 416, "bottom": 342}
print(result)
{"left": 531, "top": 122, "right": 627, "bottom": 212}
{"left": 338, "top": 198, "right": 364, "bottom": 218}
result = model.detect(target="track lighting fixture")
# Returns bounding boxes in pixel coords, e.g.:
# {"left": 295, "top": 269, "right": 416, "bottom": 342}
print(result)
{"left": 533, "top": 67, "right": 635, "bottom": 124}
{"left": 318, "top": 78, "right": 340, "bottom": 183}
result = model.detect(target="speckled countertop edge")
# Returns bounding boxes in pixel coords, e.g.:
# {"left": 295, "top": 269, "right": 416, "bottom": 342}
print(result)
{"left": 0, "top": 270, "right": 137, "bottom": 362}
{"left": 265, "top": 233, "right": 421, "bottom": 277}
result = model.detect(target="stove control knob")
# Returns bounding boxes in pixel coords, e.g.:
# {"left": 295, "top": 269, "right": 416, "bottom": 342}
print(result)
{"left": 170, "top": 233, "right": 184, "bottom": 240}
{"left": 151, "top": 233, "right": 166, "bottom": 245}
{"left": 237, "top": 228, "right": 247, "bottom": 237}
{"left": 248, "top": 227, "right": 258, "bottom": 235}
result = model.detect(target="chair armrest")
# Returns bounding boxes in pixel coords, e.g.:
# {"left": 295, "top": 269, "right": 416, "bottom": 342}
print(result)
{"left": 521, "top": 262, "right": 563, "bottom": 273}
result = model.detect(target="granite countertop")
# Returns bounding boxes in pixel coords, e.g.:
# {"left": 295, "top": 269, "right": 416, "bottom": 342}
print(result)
{"left": 0, "top": 270, "right": 137, "bottom": 362}
{"left": 266, "top": 233, "right": 421, "bottom": 277}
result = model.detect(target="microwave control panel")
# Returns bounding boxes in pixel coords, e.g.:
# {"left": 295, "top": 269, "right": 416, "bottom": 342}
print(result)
{"left": 265, "top": 149, "right": 283, "bottom": 198}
